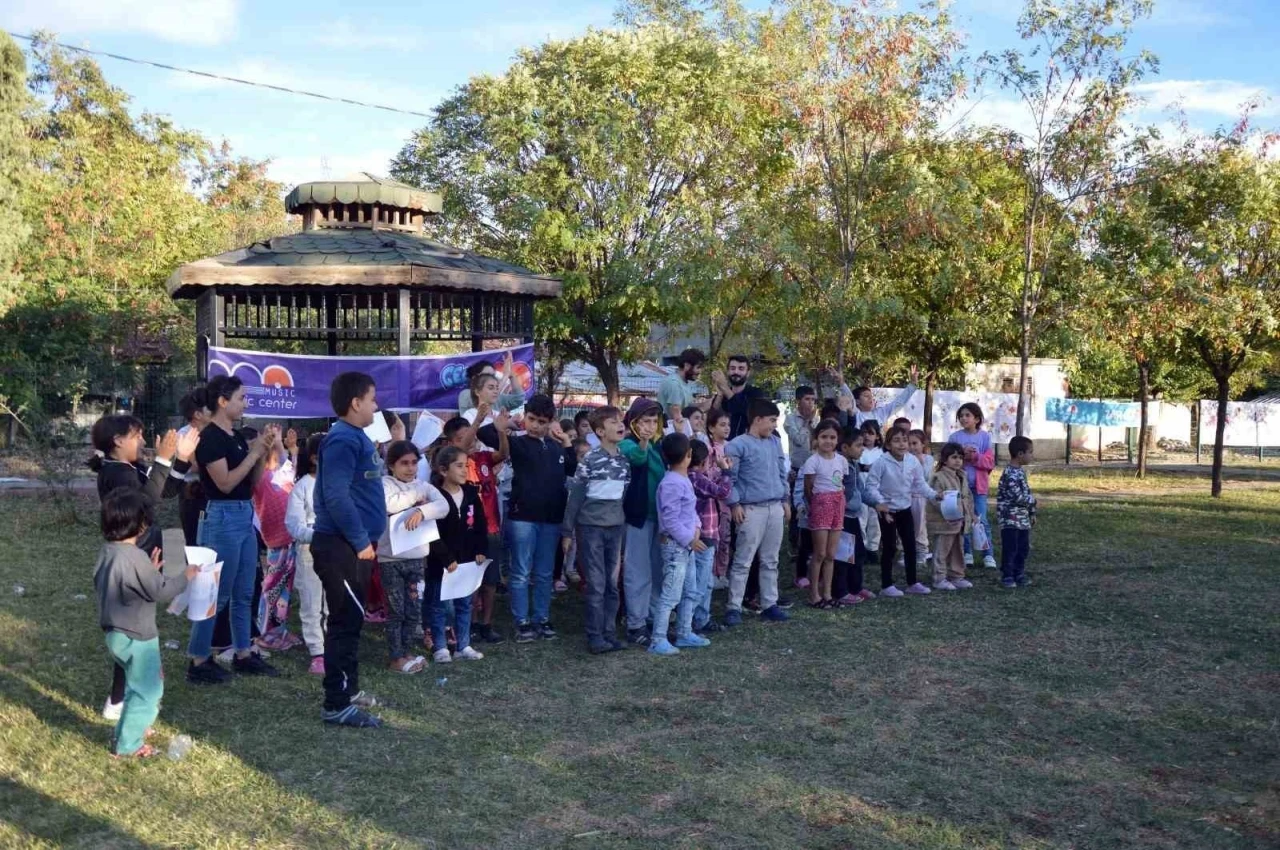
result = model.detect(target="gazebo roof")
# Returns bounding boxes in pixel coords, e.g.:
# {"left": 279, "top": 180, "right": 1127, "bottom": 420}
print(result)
{"left": 284, "top": 173, "right": 443, "bottom": 215}
{"left": 167, "top": 228, "right": 560, "bottom": 299}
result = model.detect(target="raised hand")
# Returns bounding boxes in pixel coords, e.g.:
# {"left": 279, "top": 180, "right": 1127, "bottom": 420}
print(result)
{"left": 176, "top": 426, "right": 200, "bottom": 462}
{"left": 156, "top": 429, "right": 179, "bottom": 462}
{"left": 494, "top": 409, "right": 511, "bottom": 432}
{"left": 283, "top": 428, "right": 299, "bottom": 454}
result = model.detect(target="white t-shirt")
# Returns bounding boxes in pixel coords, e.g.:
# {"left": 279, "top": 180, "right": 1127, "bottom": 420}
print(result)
{"left": 800, "top": 452, "right": 848, "bottom": 495}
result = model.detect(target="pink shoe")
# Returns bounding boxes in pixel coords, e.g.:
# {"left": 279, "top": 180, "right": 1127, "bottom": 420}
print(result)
{"left": 308, "top": 655, "right": 325, "bottom": 675}
{"left": 553, "top": 580, "right": 568, "bottom": 593}
{"left": 952, "top": 579, "right": 974, "bottom": 589}
{"left": 278, "top": 632, "right": 304, "bottom": 651}
{"left": 364, "top": 610, "right": 387, "bottom": 624}
{"left": 837, "top": 593, "right": 861, "bottom": 605}
{"left": 905, "top": 582, "right": 932, "bottom": 595}
{"left": 795, "top": 577, "right": 811, "bottom": 589}
{"left": 857, "top": 589, "right": 876, "bottom": 601}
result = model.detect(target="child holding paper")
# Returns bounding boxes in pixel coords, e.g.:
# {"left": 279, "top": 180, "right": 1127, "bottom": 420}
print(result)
{"left": 926, "top": 442, "right": 975, "bottom": 591}
{"left": 833, "top": 429, "right": 872, "bottom": 605}
{"left": 285, "top": 432, "right": 328, "bottom": 674}
{"left": 379, "top": 441, "right": 449, "bottom": 673}
{"left": 94, "top": 489, "right": 197, "bottom": 758}
{"left": 426, "top": 446, "right": 489, "bottom": 662}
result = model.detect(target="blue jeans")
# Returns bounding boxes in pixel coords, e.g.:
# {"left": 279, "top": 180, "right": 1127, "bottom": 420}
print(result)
{"left": 577, "top": 524, "right": 624, "bottom": 645}
{"left": 691, "top": 542, "right": 716, "bottom": 630}
{"left": 188, "top": 500, "right": 257, "bottom": 658}
{"left": 963, "top": 493, "right": 992, "bottom": 558}
{"left": 423, "top": 573, "right": 473, "bottom": 652}
{"left": 507, "top": 520, "right": 558, "bottom": 625}
{"left": 655, "top": 540, "right": 695, "bottom": 640}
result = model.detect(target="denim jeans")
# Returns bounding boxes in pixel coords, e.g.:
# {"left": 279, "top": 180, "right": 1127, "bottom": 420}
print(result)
{"left": 691, "top": 542, "right": 716, "bottom": 630}
{"left": 507, "top": 520, "right": 558, "bottom": 625}
{"left": 577, "top": 524, "right": 624, "bottom": 645}
{"left": 423, "top": 572, "right": 473, "bottom": 651}
{"left": 188, "top": 499, "right": 257, "bottom": 658}
{"left": 1000, "top": 527, "right": 1031, "bottom": 583}
{"left": 964, "top": 493, "right": 992, "bottom": 557}
{"left": 655, "top": 539, "right": 694, "bottom": 640}
{"left": 623, "top": 520, "right": 660, "bottom": 631}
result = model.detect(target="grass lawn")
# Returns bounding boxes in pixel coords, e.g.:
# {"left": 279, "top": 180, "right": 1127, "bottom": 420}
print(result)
{"left": 2, "top": 469, "right": 1278, "bottom": 849}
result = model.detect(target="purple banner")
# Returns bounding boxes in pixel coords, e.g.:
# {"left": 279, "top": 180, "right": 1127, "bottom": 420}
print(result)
{"left": 207, "top": 344, "right": 536, "bottom": 418}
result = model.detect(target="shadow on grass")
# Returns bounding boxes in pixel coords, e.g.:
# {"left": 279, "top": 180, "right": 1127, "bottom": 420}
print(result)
{"left": 0, "top": 777, "right": 162, "bottom": 849}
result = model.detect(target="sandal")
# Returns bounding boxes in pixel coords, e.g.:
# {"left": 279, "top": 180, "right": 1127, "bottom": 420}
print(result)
{"left": 389, "top": 656, "right": 426, "bottom": 674}
{"left": 113, "top": 743, "right": 160, "bottom": 760}
{"left": 806, "top": 599, "right": 825, "bottom": 609}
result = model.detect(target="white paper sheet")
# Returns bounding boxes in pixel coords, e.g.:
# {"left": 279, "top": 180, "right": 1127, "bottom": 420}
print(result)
{"left": 167, "top": 546, "right": 222, "bottom": 621}
{"left": 363, "top": 415, "right": 392, "bottom": 444}
{"left": 941, "top": 490, "right": 963, "bottom": 522}
{"left": 388, "top": 506, "right": 440, "bottom": 556}
{"left": 440, "top": 559, "right": 487, "bottom": 601}
{"left": 411, "top": 411, "right": 445, "bottom": 449}
{"left": 834, "top": 532, "right": 857, "bottom": 563}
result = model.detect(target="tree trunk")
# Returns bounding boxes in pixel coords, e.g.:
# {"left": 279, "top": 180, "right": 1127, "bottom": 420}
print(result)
{"left": 596, "top": 355, "right": 621, "bottom": 407}
{"left": 1211, "top": 374, "right": 1229, "bottom": 498}
{"left": 1137, "top": 360, "right": 1150, "bottom": 479}
{"left": 923, "top": 371, "right": 936, "bottom": 443}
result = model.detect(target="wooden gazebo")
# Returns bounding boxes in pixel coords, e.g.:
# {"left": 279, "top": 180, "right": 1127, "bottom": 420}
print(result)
{"left": 167, "top": 174, "right": 560, "bottom": 379}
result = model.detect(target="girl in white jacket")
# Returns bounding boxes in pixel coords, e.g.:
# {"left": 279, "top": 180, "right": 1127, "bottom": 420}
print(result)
{"left": 379, "top": 441, "right": 450, "bottom": 674}
{"left": 285, "top": 433, "right": 327, "bottom": 675}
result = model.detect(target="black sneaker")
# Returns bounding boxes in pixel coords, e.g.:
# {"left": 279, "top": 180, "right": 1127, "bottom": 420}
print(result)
{"left": 475, "top": 623, "right": 506, "bottom": 644}
{"left": 232, "top": 653, "right": 280, "bottom": 677}
{"left": 588, "top": 641, "right": 612, "bottom": 655}
{"left": 186, "top": 658, "right": 231, "bottom": 685}
{"left": 695, "top": 621, "right": 726, "bottom": 634}
{"left": 321, "top": 705, "right": 382, "bottom": 728}
{"left": 626, "top": 628, "right": 650, "bottom": 647}
{"left": 775, "top": 595, "right": 795, "bottom": 610}
{"left": 537, "top": 622, "right": 558, "bottom": 640}
{"left": 606, "top": 636, "right": 625, "bottom": 652}
{"left": 515, "top": 621, "right": 538, "bottom": 643}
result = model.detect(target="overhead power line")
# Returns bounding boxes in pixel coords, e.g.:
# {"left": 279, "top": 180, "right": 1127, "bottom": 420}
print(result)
{"left": 6, "top": 31, "right": 434, "bottom": 119}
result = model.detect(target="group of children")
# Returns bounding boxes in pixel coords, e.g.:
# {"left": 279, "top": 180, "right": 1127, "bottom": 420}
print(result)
{"left": 91, "top": 360, "right": 1039, "bottom": 750}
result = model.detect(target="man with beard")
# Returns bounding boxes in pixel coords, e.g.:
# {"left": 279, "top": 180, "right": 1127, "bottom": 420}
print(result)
{"left": 710, "top": 355, "right": 792, "bottom": 612}
{"left": 711, "top": 355, "right": 766, "bottom": 439}
{"left": 657, "top": 348, "right": 708, "bottom": 435}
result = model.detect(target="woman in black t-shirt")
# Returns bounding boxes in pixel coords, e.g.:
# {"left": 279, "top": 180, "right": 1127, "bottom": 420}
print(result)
{"left": 185, "top": 375, "right": 282, "bottom": 685}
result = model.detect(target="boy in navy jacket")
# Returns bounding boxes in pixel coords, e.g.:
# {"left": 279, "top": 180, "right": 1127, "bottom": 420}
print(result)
{"left": 313, "top": 372, "right": 385, "bottom": 728}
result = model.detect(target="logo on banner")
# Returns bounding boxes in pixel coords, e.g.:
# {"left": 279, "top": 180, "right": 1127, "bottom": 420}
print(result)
{"left": 208, "top": 358, "right": 299, "bottom": 412}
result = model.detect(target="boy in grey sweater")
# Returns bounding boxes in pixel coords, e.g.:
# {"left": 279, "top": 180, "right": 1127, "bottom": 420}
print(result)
{"left": 561, "top": 406, "right": 630, "bottom": 654}
{"left": 94, "top": 489, "right": 197, "bottom": 757}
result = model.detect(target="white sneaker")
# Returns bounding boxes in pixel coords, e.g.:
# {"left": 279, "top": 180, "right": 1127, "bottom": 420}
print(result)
{"left": 952, "top": 579, "right": 974, "bottom": 589}
{"left": 963, "top": 552, "right": 974, "bottom": 566}
{"left": 433, "top": 649, "right": 452, "bottom": 664}
{"left": 933, "top": 580, "right": 957, "bottom": 591}
{"left": 983, "top": 555, "right": 998, "bottom": 569}
{"left": 102, "top": 698, "right": 123, "bottom": 721}
{"left": 713, "top": 576, "right": 729, "bottom": 590}
{"left": 880, "top": 585, "right": 904, "bottom": 598}
{"left": 905, "top": 582, "right": 932, "bottom": 595}
{"left": 454, "top": 646, "right": 484, "bottom": 661}
{"left": 215, "top": 647, "right": 235, "bottom": 665}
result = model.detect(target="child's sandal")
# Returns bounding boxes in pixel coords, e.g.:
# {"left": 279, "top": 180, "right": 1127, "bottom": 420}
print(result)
{"left": 113, "top": 743, "right": 160, "bottom": 760}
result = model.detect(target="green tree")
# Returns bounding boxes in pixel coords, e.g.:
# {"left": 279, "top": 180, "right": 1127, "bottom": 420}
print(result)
{"left": 0, "top": 32, "right": 32, "bottom": 314}
{"left": 1149, "top": 131, "right": 1280, "bottom": 496}
{"left": 872, "top": 137, "right": 1025, "bottom": 440}
{"left": 979, "top": 0, "right": 1157, "bottom": 435}
{"left": 391, "top": 26, "right": 786, "bottom": 402}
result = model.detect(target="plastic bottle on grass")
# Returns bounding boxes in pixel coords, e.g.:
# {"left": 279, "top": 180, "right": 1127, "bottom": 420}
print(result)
{"left": 167, "top": 734, "right": 193, "bottom": 760}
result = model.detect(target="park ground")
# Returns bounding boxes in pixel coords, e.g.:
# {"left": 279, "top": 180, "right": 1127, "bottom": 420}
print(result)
{"left": 1, "top": 469, "right": 1277, "bottom": 849}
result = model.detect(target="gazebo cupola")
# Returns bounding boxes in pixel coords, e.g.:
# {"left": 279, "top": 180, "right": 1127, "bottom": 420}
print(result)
{"left": 167, "top": 174, "right": 560, "bottom": 379}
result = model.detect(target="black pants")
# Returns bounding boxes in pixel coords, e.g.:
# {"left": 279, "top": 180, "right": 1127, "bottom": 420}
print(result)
{"left": 878, "top": 509, "right": 918, "bottom": 588}
{"left": 178, "top": 486, "right": 206, "bottom": 547}
{"left": 832, "top": 515, "right": 866, "bottom": 598}
{"left": 1001, "top": 527, "right": 1031, "bottom": 583}
{"left": 312, "top": 532, "right": 366, "bottom": 712}
{"left": 794, "top": 528, "right": 813, "bottom": 584}
{"left": 380, "top": 559, "right": 424, "bottom": 661}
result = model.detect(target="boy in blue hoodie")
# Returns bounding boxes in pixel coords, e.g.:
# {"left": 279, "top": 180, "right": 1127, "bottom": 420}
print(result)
{"left": 312, "top": 372, "right": 385, "bottom": 728}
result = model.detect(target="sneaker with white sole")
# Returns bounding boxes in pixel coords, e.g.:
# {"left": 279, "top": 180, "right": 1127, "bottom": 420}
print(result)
{"left": 963, "top": 552, "right": 974, "bottom": 566}
{"left": 952, "top": 578, "right": 974, "bottom": 589}
{"left": 712, "top": 576, "right": 730, "bottom": 590}
{"left": 933, "top": 580, "right": 957, "bottom": 591}
{"left": 454, "top": 646, "right": 484, "bottom": 661}
{"left": 983, "top": 555, "right": 998, "bottom": 569}
{"left": 102, "top": 698, "right": 123, "bottom": 721}
{"left": 433, "top": 648, "right": 452, "bottom": 663}
{"left": 905, "top": 582, "right": 932, "bottom": 595}
{"left": 880, "top": 585, "right": 904, "bottom": 598}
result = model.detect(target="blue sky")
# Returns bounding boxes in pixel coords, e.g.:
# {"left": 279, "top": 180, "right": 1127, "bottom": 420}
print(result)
{"left": 3, "top": 0, "right": 1276, "bottom": 190}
